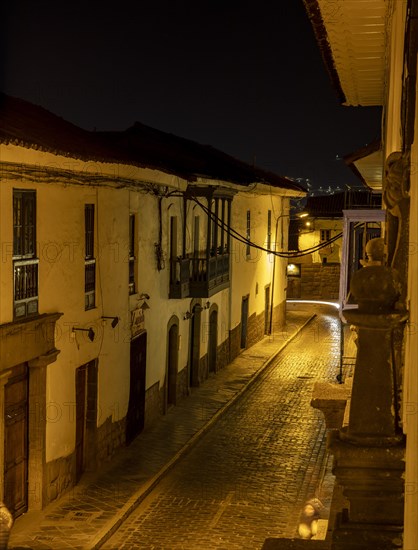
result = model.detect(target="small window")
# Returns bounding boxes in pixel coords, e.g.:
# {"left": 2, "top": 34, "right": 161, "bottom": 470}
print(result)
{"left": 267, "top": 210, "right": 272, "bottom": 251}
{"left": 129, "top": 214, "right": 136, "bottom": 294}
{"left": 246, "top": 210, "right": 251, "bottom": 257}
{"left": 85, "top": 204, "right": 96, "bottom": 310}
{"left": 320, "top": 229, "right": 331, "bottom": 242}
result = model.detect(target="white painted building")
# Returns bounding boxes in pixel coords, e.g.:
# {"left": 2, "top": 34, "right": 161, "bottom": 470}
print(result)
{"left": 0, "top": 94, "right": 304, "bottom": 516}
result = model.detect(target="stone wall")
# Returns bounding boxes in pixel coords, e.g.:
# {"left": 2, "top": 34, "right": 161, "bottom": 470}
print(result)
{"left": 198, "top": 355, "right": 208, "bottom": 385}
{"left": 246, "top": 311, "right": 265, "bottom": 348}
{"left": 144, "top": 381, "right": 164, "bottom": 429}
{"left": 229, "top": 324, "right": 241, "bottom": 362}
{"left": 288, "top": 263, "right": 340, "bottom": 301}
{"left": 216, "top": 338, "right": 229, "bottom": 372}
{"left": 176, "top": 365, "right": 189, "bottom": 401}
{"left": 96, "top": 416, "right": 126, "bottom": 466}
{"left": 45, "top": 453, "right": 75, "bottom": 505}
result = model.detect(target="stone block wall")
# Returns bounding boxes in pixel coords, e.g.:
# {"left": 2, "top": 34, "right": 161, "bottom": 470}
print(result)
{"left": 246, "top": 311, "right": 265, "bottom": 348}
{"left": 229, "top": 324, "right": 241, "bottom": 362}
{"left": 96, "top": 416, "right": 126, "bottom": 466}
{"left": 198, "top": 355, "right": 208, "bottom": 384}
{"left": 45, "top": 453, "right": 75, "bottom": 505}
{"left": 176, "top": 365, "right": 189, "bottom": 401}
{"left": 144, "top": 381, "right": 164, "bottom": 429}
{"left": 288, "top": 263, "right": 340, "bottom": 301}
{"left": 216, "top": 338, "right": 229, "bottom": 372}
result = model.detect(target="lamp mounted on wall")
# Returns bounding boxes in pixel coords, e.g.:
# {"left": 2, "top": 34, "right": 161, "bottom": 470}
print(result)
{"left": 72, "top": 327, "right": 95, "bottom": 342}
{"left": 102, "top": 316, "right": 119, "bottom": 328}
{"left": 183, "top": 301, "right": 210, "bottom": 320}
{"left": 138, "top": 293, "right": 150, "bottom": 311}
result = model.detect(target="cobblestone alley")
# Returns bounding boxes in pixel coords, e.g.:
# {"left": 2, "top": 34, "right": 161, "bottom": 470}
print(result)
{"left": 103, "top": 308, "right": 341, "bottom": 549}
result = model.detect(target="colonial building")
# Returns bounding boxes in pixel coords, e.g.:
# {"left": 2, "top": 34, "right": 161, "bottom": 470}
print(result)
{"left": 0, "top": 94, "right": 304, "bottom": 517}
{"left": 303, "top": 1, "right": 418, "bottom": 548}
{"left": 287, "top": 191, "right": 382, "bottom": 302}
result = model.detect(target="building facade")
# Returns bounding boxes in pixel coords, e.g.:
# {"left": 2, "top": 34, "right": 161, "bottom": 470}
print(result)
{"left": 0, "top": 94, "right": 304, "bottom": 516}
{"left": 304, "top": 1, "right": 418, "bottom": 547}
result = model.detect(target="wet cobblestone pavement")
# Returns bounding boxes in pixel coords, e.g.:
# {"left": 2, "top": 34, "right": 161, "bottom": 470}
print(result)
{"left": 103, "top": 306, "right": 340, "bottom": 549}
{"left": 9, "top": 303, "right": 341, "bottom": 550}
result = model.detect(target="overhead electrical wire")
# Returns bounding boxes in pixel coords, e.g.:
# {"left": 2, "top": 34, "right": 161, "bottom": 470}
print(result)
{"left": 189, "top": 195, "right": 349, "bottom": 258}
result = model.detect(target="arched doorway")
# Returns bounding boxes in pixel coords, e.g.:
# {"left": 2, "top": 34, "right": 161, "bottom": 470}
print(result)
{"left": 167, "top": 321, "right": 179, "bottom": 408}
{"left": 126, "top": 332, "right": 147, "bottom": 445}
{"left": 189, "top": 302, "right": 201, "bottom": 387}
{"left": 208, "top": 308, "right": 218, "bottom": 373}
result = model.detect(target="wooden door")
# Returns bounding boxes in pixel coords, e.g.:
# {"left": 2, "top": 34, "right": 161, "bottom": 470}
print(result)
{"left": 75, "top": 364, "right": 87, "bottom": 483}
{"left": 4, "top": 363, "right": 28, "bottom": 518}
{"left": 208, "top": 310, "right": 217, "bottom": 373}
{"left": 190, "top": 306, "right": 201, "bottom": 387}
{"left": 264, "top": 286, "right": 271, "bottom": 335}
{"left": 126, "top": 333, "right": 147, "bottom": 445}
{"left": 167, "top": 324, "right": 178, "bottom": 406}
{"left": 241, "top": 295, "right": 249, "bottom": 348}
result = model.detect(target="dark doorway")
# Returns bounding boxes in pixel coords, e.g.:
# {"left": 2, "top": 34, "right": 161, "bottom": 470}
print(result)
{"left": 126, "top": 332, "right": 147, "bottom": 445}
{"left": 189, "top": 304, "right": 201, "bottom": 387}
{"left": 4, "top": 363, "right": 28, "bottom": 518}
{"left": 241, "top": 295, "right": 249, "bottom": 349}
{"left": 167, "top": 323, "right": 178, "bottom": 407}
{"left": 75, "top": 360, "right": 97, "bottom": 482}
{"left": 208, "top": 309, "right": 218, "bottom": 373}
{"left": 75, "top": 364, "right": 87, "bottom": 483}
{"left": 264, "top": 285, "right": 271, "bottom": 335}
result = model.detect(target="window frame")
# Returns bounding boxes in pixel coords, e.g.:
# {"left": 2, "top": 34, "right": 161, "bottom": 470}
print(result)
{"left": 13, "top": 189, "right": 38, "bottom": 319}
{"left": 129, "top": 213, "right": 136, "bottom": 295}
{"left": 246, "top": 210, "right": 251, "bottom": 257}
{"left": 85, "top": 204, "right": 96, "bottom": 310}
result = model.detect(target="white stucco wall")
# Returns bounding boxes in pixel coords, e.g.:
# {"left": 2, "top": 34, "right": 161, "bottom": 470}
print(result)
{"left": 230, "top": 193, "right": 288, "bottom": 332}
{"left": 298, "top": 219, "right": 343, "bottom": 264}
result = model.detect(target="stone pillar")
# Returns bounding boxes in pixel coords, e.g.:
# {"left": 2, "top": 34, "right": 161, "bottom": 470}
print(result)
{"left": 329, "top": 264, "right": 406, "bottom": 550}
{"left": 28, "top": 349, "right": 60, "bottom": 510}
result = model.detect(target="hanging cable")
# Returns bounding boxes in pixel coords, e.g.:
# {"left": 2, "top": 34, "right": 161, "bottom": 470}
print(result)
{"left": 189, "top": 195, "right": 348, "bottom": 258}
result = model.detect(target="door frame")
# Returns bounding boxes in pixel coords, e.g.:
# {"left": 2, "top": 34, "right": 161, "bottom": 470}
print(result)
{"left": 208, "top": 306, "right": 218, "bottom": 373}
{"left": 241, "top": 294, "right": 249, "bottom": 349}
{"left": 166, "top": 316, "right": 179, "bottom": 410}
{"left": 189, "top": 300, "right": 202, "bottom": 387}
{"left": 126, "top": 332, "right": 147, "bottom": 445}
{"left": 3, "top": 363, "right": 29, "bottom": 518}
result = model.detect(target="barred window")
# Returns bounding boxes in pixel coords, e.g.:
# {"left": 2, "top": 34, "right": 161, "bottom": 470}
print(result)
{"left": 13, "top": 190, "right": 38, "bottom": 318}
{"left": 129, "top": 214, "right": 136, "bottom": 294}
{"left": 85, "top": 204, "right": 96, "bottom": 309}
{"left": 246, "top": 210, "right": 251, "bottom": 257}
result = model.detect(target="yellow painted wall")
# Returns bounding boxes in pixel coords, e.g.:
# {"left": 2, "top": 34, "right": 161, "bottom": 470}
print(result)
{"left": 298, "top": 219, "right": 343, "bottom": 264}
{"left": 230, "top": 193, "right": 288, "bottom": 332}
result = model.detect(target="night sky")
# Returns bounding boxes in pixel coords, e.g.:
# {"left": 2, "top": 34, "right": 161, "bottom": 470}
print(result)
{"left": 1, "top": 0, "right": 382, "bottom": 190}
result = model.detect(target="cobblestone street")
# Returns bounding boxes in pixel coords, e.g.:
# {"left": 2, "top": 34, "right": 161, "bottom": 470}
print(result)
{"left": 103, "top": 308, "right": 341, "bottom": 549}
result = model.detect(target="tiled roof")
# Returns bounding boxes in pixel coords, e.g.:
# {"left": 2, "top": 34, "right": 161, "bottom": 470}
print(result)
{"left": 306, "top": 191, "right": 382, "bottom": 217}
{"left": 0, "top": 93, "right": 304, "bottom": 192}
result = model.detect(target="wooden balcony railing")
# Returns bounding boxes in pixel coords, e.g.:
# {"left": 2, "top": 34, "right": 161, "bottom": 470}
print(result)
{"left": 169, "top": 253, "right": 230, "bottom": 299}
{"left": 14, "top": 258, "right": 39, "bottom": 318}
{"left": 169, "top": 257, "right": 191, "bottom": 299}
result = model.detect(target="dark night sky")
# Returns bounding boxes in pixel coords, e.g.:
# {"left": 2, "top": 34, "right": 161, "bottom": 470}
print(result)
{"left": 0, "top": 1, "right": 382, "bottom": 190}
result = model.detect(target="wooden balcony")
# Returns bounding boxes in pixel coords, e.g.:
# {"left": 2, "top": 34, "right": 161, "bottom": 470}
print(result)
{"left": 13, "top": 258, "right": 39, "bottom": 319}
{"left": 169, "top": 252, "right": 230, "bottom": 299}
{"left": 169, "top": 257, "right": 191, "bottom": 299}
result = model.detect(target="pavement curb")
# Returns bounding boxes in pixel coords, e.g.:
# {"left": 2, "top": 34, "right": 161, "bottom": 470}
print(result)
{"left": 90, "top": 313, "right": 317, "bottom": 549}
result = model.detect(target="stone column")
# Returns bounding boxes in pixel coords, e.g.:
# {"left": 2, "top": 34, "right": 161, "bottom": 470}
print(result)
{"left": 28, "top": 349, "right": 60, "bottom": 510}
{"left": 329, "top": 264, "right": 406, "bottom": 549}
